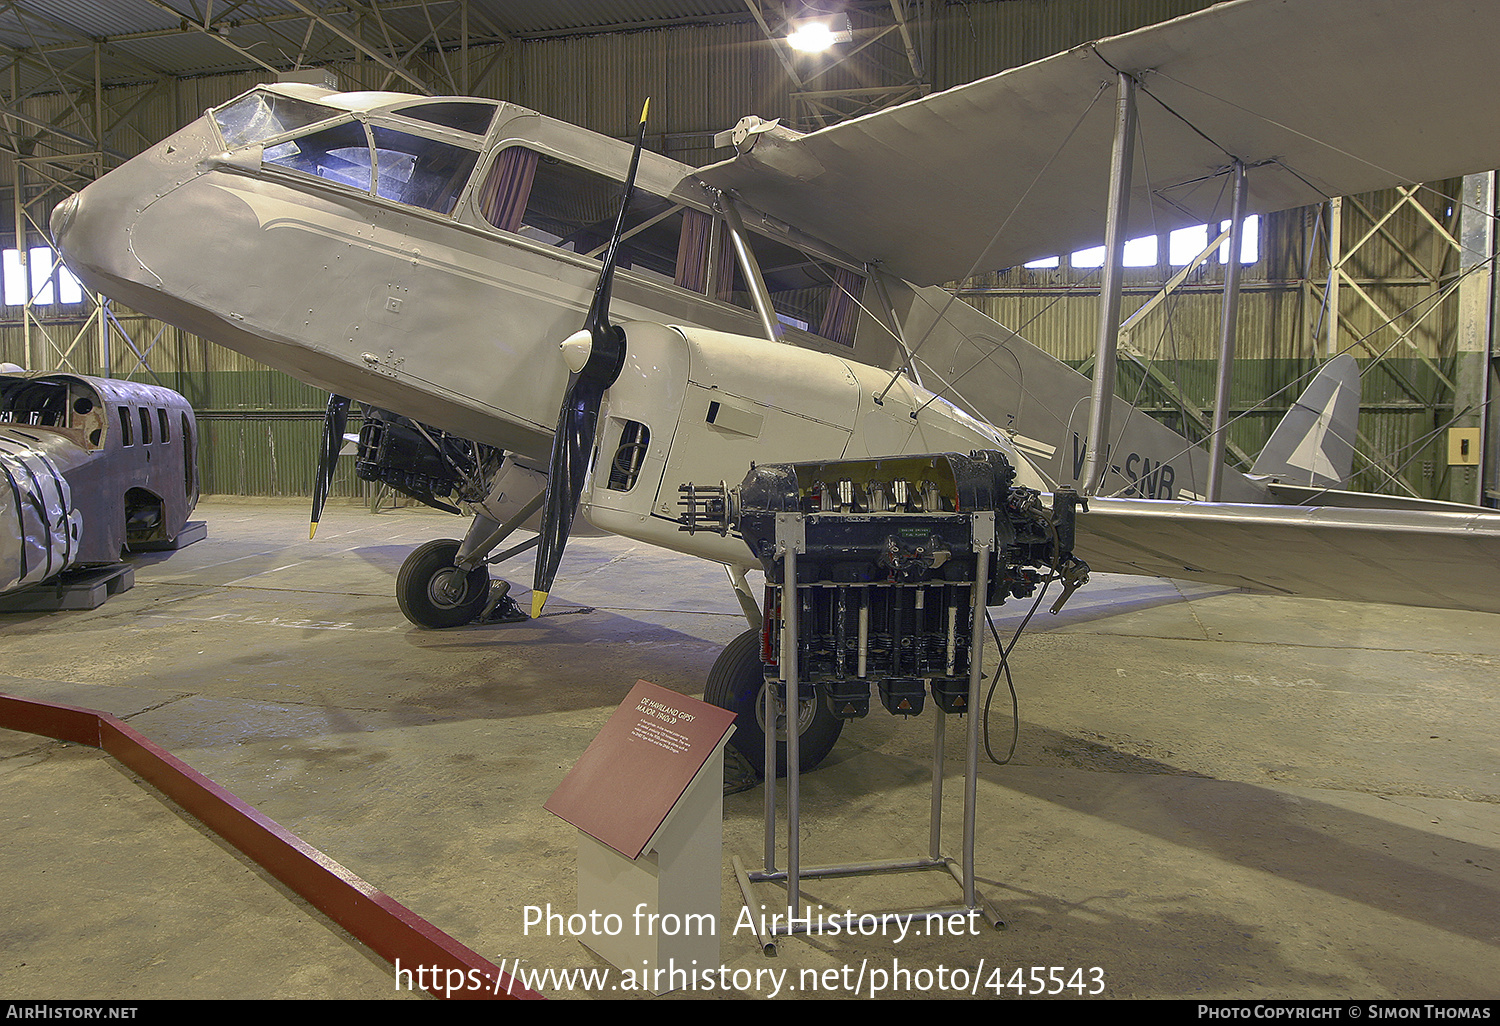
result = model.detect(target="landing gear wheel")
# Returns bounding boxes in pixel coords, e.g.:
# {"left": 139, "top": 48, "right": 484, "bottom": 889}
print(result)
{"left": 703, "top": 627, "right": 842, "bottom": 777}
{"left": 396, "top": 539, "right": 490, "bottom": 628}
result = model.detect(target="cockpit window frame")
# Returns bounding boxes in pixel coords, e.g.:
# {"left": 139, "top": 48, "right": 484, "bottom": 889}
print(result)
{"left": 262, "top": 119, "right": 377, "bottom": 194}
{"left": 246, "top": 109, "right": 484, "bottom": 220}
{"left": 368, "top": 123, "right": 480, "bottom": 216}
{"left": 209, "top": 89, "right": 346, "bottom": 152}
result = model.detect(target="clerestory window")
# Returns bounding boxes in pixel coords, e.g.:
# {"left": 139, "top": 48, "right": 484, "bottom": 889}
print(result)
{"left": 389, "top": 101, "right": 496, "bottom": 137}
{"left": 477, "top": 147, "right": 687, "bottom": 285}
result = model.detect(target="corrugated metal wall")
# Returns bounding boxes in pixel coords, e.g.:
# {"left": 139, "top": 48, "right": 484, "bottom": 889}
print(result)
{"left": 956, "top": 171, "right": 1465, "bottom": 496}
{"left": 0, "top": 0, "right": 1472, "bottom": 501}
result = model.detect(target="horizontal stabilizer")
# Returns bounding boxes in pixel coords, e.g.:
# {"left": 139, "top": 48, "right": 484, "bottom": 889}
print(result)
{"left": 1251, "top": 355, "right": 1360, "bottom": 488}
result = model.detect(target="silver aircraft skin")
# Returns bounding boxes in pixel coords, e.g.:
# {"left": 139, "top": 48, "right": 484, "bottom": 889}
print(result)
{"left": 51, "top": 0, "right": 1500, "bottom": 627}
{"left": 48, "top": 83, "right": 1262, "bottom": 571}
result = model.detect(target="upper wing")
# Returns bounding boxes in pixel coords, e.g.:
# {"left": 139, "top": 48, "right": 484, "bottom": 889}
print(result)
{"left": 697, "top": 0, "right": 1500, "bottom": 286}
{"left": 1077, "top": 498, "right": 1500, "bottom": 614}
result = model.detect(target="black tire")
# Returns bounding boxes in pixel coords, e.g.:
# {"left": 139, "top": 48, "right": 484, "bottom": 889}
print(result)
{"left": 396, "top": 539, "right": 489, "bottom": 628}
{"left": 703, "top": 627, "right": 843, "bottom": 777}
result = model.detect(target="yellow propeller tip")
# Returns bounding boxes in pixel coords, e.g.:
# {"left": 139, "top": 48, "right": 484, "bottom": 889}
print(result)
{"left": 531, "top": 591, "right": 549, "bottom": 619}
{"left": 309, "top": 523, "right": 318, "bottom": 539}
{"left": 640, "top": 98, "right": 650, "bottom": 123}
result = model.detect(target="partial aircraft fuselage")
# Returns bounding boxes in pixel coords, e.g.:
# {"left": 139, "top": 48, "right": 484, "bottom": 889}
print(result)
{"left": 1, "top": 373, "right": 198, "bottom": 592}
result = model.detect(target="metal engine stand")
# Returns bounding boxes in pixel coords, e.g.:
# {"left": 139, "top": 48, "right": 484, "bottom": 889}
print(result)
{"left": 680, "top": 450, "right": 1087, "bottom": 953}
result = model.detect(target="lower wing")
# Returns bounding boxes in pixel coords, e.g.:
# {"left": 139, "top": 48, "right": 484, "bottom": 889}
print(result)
{"left": 1075, "top": 497, "right": 1500, "bottom": 614}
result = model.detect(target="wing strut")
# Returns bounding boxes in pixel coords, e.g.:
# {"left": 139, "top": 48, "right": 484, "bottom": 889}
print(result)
{"left": 1080, "top": 71, "right": 1137, "bottom": 496}
{"left": 1206, "top": 160, "right": 1249, "bottom": 500}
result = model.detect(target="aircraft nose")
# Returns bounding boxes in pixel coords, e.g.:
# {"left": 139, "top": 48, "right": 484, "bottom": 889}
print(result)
{"left": 49, "top": 112, "right": 225, "bottom": 305}
{"left": 47, "top": 172, "right": 141, "bottom": 298}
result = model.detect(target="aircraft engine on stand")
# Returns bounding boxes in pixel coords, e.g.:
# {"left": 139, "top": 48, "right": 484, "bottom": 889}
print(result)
{"left": 679, "top": 450, "right": 1089, "bottom": 719}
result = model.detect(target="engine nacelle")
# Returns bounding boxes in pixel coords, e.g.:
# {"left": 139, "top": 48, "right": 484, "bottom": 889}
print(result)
{"left": 354, "top": 408, "right": 502, "bottom": 514}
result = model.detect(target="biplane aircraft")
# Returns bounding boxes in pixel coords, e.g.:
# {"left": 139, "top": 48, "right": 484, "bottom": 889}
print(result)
{"left": 51, "top": 0, "right": 1500, "bottom": 770}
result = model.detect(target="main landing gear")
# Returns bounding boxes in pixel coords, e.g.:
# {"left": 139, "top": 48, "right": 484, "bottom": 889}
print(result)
{"left": 703, "top": 628, "right": 843, "bottom": 777}
{"left": 395, "top": 539, "right": 491, "bottom": 628}
{"left": 395, "top": 537, "right": 530, "bottom": 628}
{"left": 393, "top": 455, "right": 547, "bottom": 629}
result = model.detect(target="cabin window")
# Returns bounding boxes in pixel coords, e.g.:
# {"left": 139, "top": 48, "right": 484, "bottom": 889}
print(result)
{"left": 213, "top": 91, "right": 338, "bottom": 150}
{"left": 480, "top": 148, "right": 690, "bottom": 287}
{"left": 519, "top": 153, "right": 686, "bottom": 283}
{"left": 476, "top": 147, "right": 539, "bottom": 233}
{"left": 158, "top": 408, "right": 170, "bottom": 443}
{"left": 264, "top": 121, "right": 373, "bottom": 191}
{"left": 118, "top": 407, "right": 132, "bottom": 446}
{"left": 675, "top": 208, "right": 724, "bottom": 294}
{"left": 370, "top": 127, "right": 478, "bottom": 215}
{"left": 182, "top": 413, "right": 197, "bottom": 503}
{"left": 392, "top": 101, "right": 495, "bottom": 136}
{"left": 139, "top": 407, "right": 152, "bottom": 444}
{"left": 726, "top": 229, "right": 866, "bottom": 348}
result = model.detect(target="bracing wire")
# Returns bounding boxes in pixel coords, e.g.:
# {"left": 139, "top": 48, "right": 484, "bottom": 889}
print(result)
{"left": 873, "top": 81, "right": 1111, "bottom": 404}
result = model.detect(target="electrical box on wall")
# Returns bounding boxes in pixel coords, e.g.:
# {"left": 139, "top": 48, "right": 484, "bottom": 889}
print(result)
{"left": 1448, "top": 428, "right": 1481, "bottom": 466}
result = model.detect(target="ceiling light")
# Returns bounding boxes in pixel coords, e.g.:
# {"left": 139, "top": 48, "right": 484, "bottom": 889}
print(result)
{"left": 787, "top": 14, "right": 852, "bottom": 53}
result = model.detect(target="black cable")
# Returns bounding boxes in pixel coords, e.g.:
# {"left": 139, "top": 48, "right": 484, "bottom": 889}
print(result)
{"left": 981, "top": 571, "right": 1053, "bottom": 765}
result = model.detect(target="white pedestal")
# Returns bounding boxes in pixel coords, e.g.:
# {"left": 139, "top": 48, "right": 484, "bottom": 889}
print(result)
{"left": 576, "top": 737, "right": 728, "bottom": 994}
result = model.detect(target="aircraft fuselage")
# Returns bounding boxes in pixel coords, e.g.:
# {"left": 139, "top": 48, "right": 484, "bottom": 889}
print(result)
{"left": 53, "top": 82, "right": 1267, "bottom": 517}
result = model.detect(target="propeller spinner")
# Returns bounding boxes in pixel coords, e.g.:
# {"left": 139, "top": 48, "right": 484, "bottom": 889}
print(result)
{"left": 310, "top": 392, "right": 351, "bottom": 539}
{"left": 531, "top": 100, "right": 650, "bottom": 618}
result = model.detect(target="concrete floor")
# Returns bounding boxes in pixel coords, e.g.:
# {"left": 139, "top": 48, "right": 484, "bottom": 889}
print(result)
{"left": 1, "top": 496, "right": 1497, "bottom": 1000}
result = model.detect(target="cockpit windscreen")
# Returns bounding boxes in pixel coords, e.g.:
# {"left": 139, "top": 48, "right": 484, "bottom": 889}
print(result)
{"left": 212, "top": 91, "right": 339, "bottom": 150}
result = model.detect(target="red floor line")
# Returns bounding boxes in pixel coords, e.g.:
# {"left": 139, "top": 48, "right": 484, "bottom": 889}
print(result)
{"left": 0, "top": 692, "right": 543, "bottom": 1001}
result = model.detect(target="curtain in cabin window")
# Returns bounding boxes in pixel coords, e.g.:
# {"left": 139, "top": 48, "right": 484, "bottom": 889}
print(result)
{"left": 477, "top": 147, "right": 539, "bottom": 232}
{"left": 675, "top": 208, "right": 713, "bottom": 292}
{"left": 818, "top": 266, "right": 864, "bottom": 347}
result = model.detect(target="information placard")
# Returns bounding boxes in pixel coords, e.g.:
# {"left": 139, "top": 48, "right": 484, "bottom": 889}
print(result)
{"left": 545, "top": 680, "right": 737, "bottom": 859}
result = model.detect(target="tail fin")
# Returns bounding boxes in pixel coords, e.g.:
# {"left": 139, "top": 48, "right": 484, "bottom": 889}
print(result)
{"left": 1250, "top": 354, "right": 1360, "bottom": 488}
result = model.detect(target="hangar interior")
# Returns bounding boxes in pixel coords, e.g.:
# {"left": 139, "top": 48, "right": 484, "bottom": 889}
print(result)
{"left": 1, "top": 0, "right": 1497, "bottom": 1001}
{"left": 1, "top": 0, "right": 1495, "bottom": 505}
